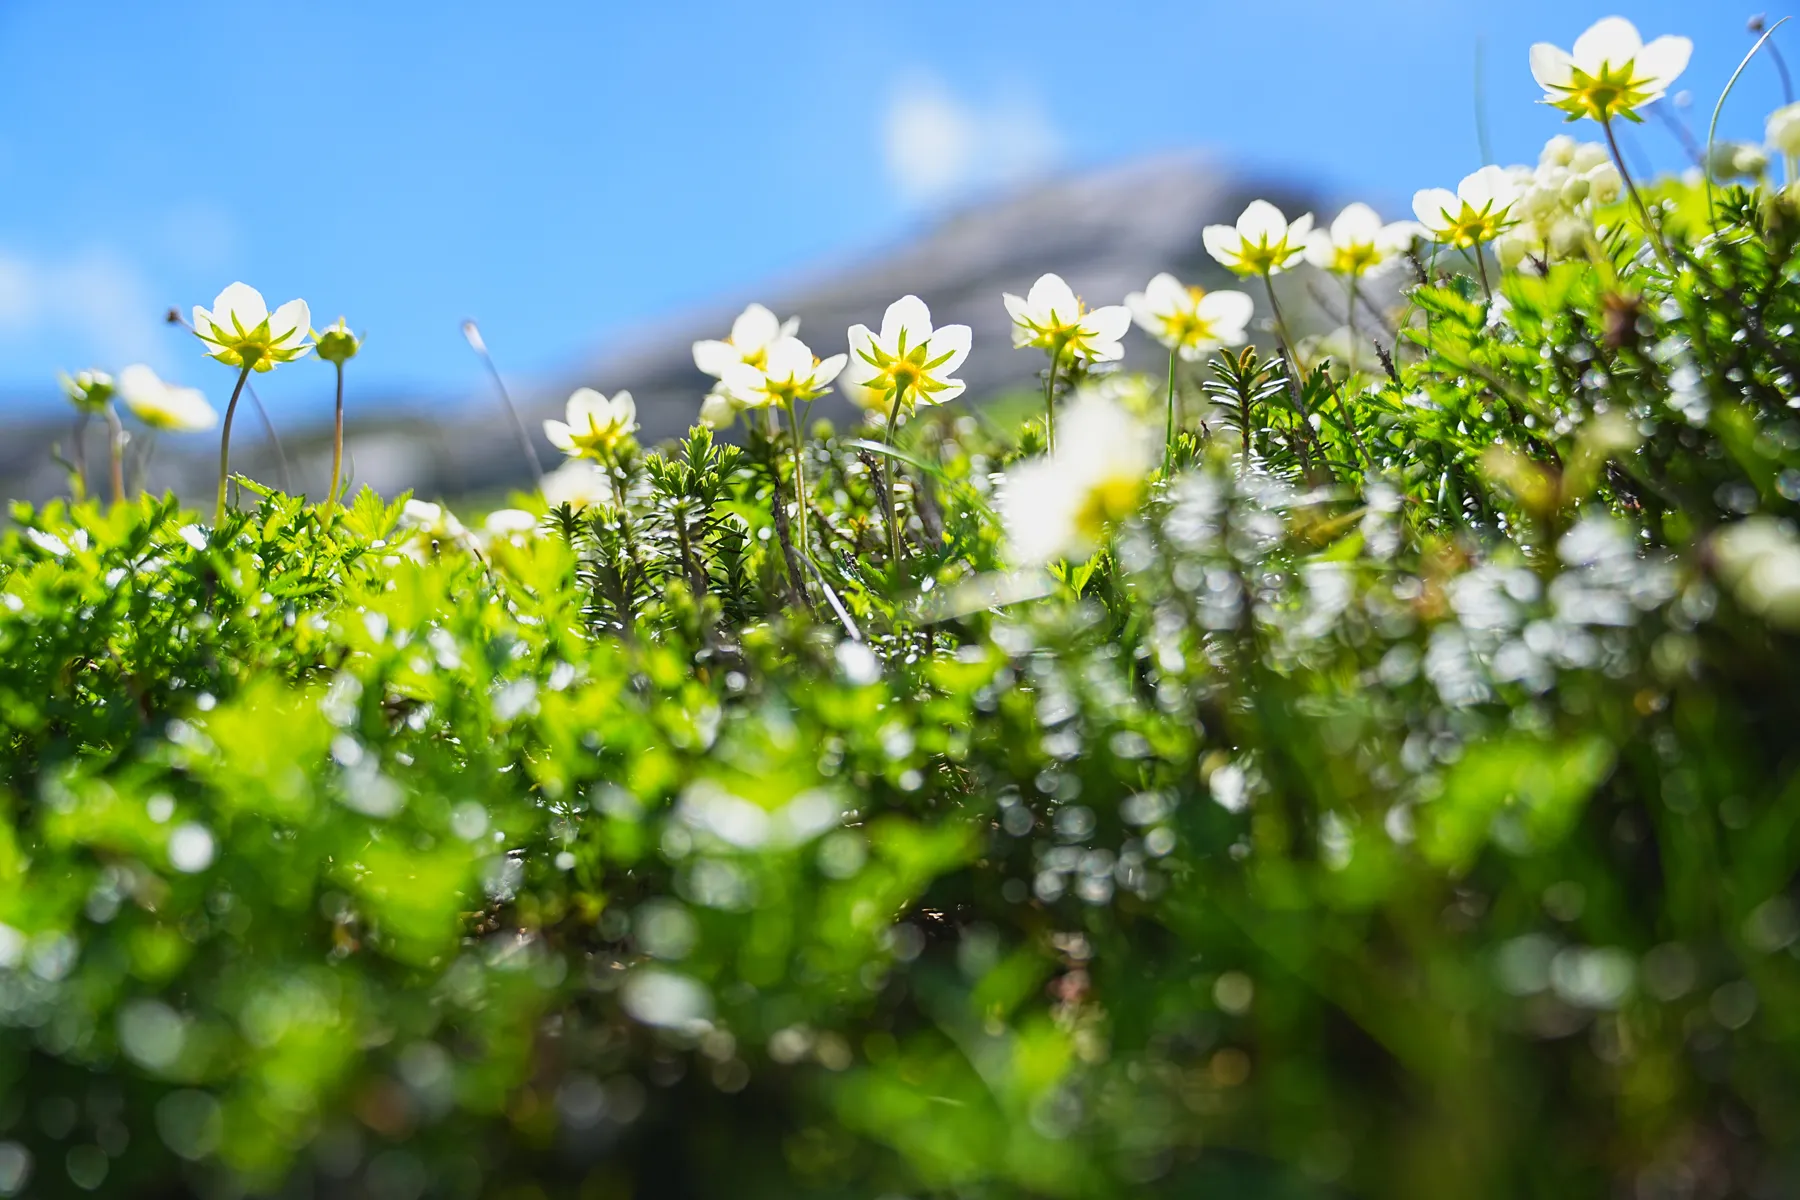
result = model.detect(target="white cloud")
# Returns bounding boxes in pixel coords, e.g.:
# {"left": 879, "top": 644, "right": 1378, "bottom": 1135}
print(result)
{"left": 0, "top": 247, "right": 164, "bottom": 368}
{"left": 884, "top": 72, "right": 1061, "bottom": 207}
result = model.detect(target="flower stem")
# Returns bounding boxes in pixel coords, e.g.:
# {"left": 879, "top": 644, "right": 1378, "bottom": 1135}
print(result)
{"left": 214, "top": 364, "right": 253, "bottom": 527}
{"left": 325, "top": 361, "right": 346, "bottom": 519}
{"left": 1601, "top": 115, "right": 1677, "bottom": 275}
{"left": 885, "top": 386, "right": 906, "bottom": 566}
{"left": 1473, "top": 241, "right": 1493, "bottom": 302}
{"left": 104, "top": 404, "right": 125, "bottom": 505}
{"left": 1162, "top": 348, "right": 1178, "bottom": 475}
{"left": 783, "top": 397, "right": 809, "bottom": 551}
{"left": 69, "top": 413, "right": 88, "bottom": 501}
{"left": 1043, "top": 347, "right": 1062, "bottom": 453}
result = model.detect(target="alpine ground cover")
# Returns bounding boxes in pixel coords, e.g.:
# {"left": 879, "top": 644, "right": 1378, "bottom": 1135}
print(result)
{"left": 8, "top": 13, "right": 1800, "bottom": 1199}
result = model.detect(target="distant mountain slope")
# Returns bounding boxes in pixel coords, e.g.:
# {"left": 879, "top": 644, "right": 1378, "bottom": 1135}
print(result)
{"left": 3, "top": 156, "right": 1322, "bottom": 505}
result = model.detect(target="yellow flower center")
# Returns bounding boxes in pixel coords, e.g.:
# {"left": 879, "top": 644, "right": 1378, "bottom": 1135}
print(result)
{"left": 1074, "top": 474, "right": 1144, "bottom": 542}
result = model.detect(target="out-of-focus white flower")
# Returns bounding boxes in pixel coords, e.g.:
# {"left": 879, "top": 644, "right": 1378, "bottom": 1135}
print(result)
{"left": 1124, "top": 273, "right": 1253, "bottom": 362}
{"left": 1303, "top": 203, "right": 1420, "bottom": 278}
{"left": 59, "top": 369, "right": 114, "bottom": 413}
{"left": 544, "top": 388, "right": 638, "bottom": 459}
{"left": 1713, "top": 517, "right": 1800, "bottom": 629}
{"left": 1000, "top": 389, "right": 1155, "bottom": 567}
{"left": 541, "top": 459, "right": 614, "bottom": 510}
{"left": 399, "top": 499, "right": 466, "bottom": 540}
{"left": 192, "top": 283, "right": 311, "bottom": 372}
{"left": 117, "top": 365, "right": 217, "bottom": 432}
{"left": 1707, "top": 140, "right": 1770, "bottom": 181}
{"left": 1540, "top": 135, "right": 1579, "bottom": 168}
{"left": 844, "top": 294, "right": 971, "bottom": 418}
{"left": 698, "top": 389, "right": 741, "bottom": 429}
{"left": 483, "top": 508, "right": 540, "bottom": 541}
{"left": 1412, "top": 166, "right": 1521, "bottom": 248}
{"left": 1203, "top": 201, "right": 1315, "bottom": 277}
{"left": 1768, "top": 103, "right": 1800, "bottom": 159}
{"left": 1530, "top": 17, "right": 1692, "bottom": 123}
{"left": 719, "top": 336, "right": 847, "bottom": 409}
{"left": 1002, "top": 273, "right": 1130, "bottom": 362}
{"left": 692, "top": 303, "right": 800, "bottom": 379}
{"left": 1585, "top": 161, "right": 1623, "bottom": 205}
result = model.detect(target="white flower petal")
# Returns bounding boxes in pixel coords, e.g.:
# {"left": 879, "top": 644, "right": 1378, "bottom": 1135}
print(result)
{"left": 213, "top": 282, "right": 267, "bottom": 329}
{"left": 693, "top": 339, "right": 737, "bottom": 377}
{"left": 812, "top": 353, "right": 847, "bottom": 387}
{"left": 1572, "top": 16, "right": 1642, "bottom": 75}
{"left": 1237, "top": 200, "right": 1287, "bottom": 241}
{"left": 730, "top": 303, "right": 780, "bottom": 351}
{"left": 1027, "top": 273, "right": 1078, "bottom": 324}
{"left": 1529, "top": 43, "right": 1576, "bottom": 91}
{"left": 927, "top": 323, "right": 972, "bottom": 374}
{"left": 1202, "top": 225, "right": 1242, "bottom": 265}
{"left": 1143, "top": 272, "right": 1185, "bottom": 313}
{"left": 879, "top": 294, "right": 932, "bottom": 348}
{"left": 1636, "top": 35, "right": 1692, "bottom": 92}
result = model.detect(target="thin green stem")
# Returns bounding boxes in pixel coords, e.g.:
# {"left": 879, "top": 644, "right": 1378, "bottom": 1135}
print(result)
{"left": 1473, "top": 241, "right": 1493, "bottom": 302}
{"left": 214, "top": 363, "right": 253, "bottom": 527}
{"left": 1043, "top": 347, "right": 1062, "bottom": 453}
{"left": 1162, "top": 348, "right": 1178, "bottom": 475}
{"left": 325, "top": 362, "right": 345, "bottom": 519}
{"left": 104, "top": 404, "right": 125, "bottom": 505}
{"left": 1601, "top": 115, "right": 1677, "bottom": 275}
{"left": 69, "top": 412, "right": 89, "bottom": 500}
{"left": 783, "top": 397, "right": 809, "bottom": 551}
{"left": 885, "top": 386, "right": 906, "bottom": 566}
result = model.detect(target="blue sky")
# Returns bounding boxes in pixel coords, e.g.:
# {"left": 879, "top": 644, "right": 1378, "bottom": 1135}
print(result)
{"left": 0, "top": 0, "right": 1781, "bottom": 421}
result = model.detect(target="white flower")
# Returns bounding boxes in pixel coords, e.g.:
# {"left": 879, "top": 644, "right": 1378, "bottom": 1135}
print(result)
{"left": 698, "top": 389, "right": 741, "bottom": 429}
{"left": 1530, "top": 17, "right": 1692, "bottom": 123}
{"left": 482, "top": 508, "right": 540, "bottom": 541}
{"left": 1585, "top": 161, "right": 1622, "bottom": 206}
{"left": 1412, "top": 166, "right": 1521, "bottom": 248}
{"left": 1707, "top": 140, "right": 1770, "bottom": 181}
{"left": 719, "top": 336, "right": 846, "bottom": 410}
{"left": 399, "top": 499, "right": 467, "bottom": 539}
{"left": 1302, "top": 203, "right": 1420, "bottom": 278}
{"left": 1124, "top": 274, "right": 1253, "bottom": 362}
{"left": 1540, "top": 135, "right": 1579, "bottom": 168}
{"left": 1000, "top": 389, "right": 1155, "bottom": 567}
{"left": 1202, "top": 201, "right": 1315, "bottom": 277}
{"left": 116, "top": 365, "right": 217, "bottom": 432}
{"left": 1001, "top": 273, "right": 1131, "bottom": 362}
{"left": 1768, "top": 103, "right": 1800, "bottom": 159}
{"left": 843, "top": 294, "right": 972, "bottom": 417}
{"left": 692, "top": 303, "right": 800, "bottom": 379}
{"left": 543, "top": 388, "right": 638, "bottom": 459}
{"left": 541, "top": 459, "right": 615, "bottom": 510}
{"left": 192, "top": 282, "right": 311, "bottom": 372}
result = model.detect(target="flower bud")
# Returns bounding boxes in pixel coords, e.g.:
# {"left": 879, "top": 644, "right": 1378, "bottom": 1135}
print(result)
{"left": 1548, "top": 217, "right": 1590, "bottom": 261}
{"left": 1560, "top": 175, "right": 1592, "bottom": 207}
{"left": 1569, "top": 142, "right": 1610, "bottom": 173}
{"left": 1735, "top": 144, "right": 1771, "bottom": 178}
{"left": 698, "top": 389, "right": 740, "bottom": 430}
{"left": 1494, "top": 232, "right": 1530, "bottom": 271}
{"left": 60, "top": 369, "right": 115, "bottom": 412}
{"left": 1523, "top": 182, "right": 1562, "bottom": 220}
{"left": 1540, "top": 135, "right": 1577, "bottom": 168}
{"left": 1586, "top": 162, "right": 1622, "bottom": 206}
{"left": 314, "top": 318, "right": 361, "bottom": 365}
{"left": 1769, "top": 103, "right": 1800, "bottom": 159}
